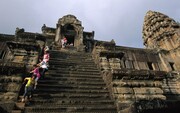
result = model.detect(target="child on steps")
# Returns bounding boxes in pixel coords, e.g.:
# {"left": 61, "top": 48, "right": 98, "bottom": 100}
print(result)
{"left": 22, "top": 75, "right": 35, "bottom": 102}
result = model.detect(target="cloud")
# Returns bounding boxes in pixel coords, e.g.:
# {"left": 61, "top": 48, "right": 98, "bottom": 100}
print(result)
{"left": 0, "top": 0, "right": 180, "bottom": 48}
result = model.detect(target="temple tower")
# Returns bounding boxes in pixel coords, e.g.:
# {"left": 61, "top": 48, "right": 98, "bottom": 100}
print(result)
{"left": 55, "top": 15, "right": 84, "bottom": 50}
{"left": 142, "top": 10, "right": 180, "bottom": 70}
{"left": 142, "top": 10, "right": 180, "bottom": 50}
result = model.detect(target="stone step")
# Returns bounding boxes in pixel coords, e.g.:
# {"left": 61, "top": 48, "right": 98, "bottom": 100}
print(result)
{"left": 33, "top": 90, "right": 111, "bottom": 100}
{"left": 49, "top": 65, "right": 99, "bottom": 70}
{"left": 48, "top": 66, "right": 99, "bottom": 70}
{"left": 11, "top": 110, "right": 22, "bottom": 113}
{"left": 50, "top": 55, "right": 92, "bottom": 59}
{"left": 50, "top": 53, "right": 91, "bottom": 57}
{"left": 49, "top": 66, "right": 99, "bottom": 70}
{"left": 24, "top": 111, "right": 117, "bottom": 113}
{"left": 50, "top": 57, "right": 94, "bottom": 61}
{"left": 76, "top": 68, "right": 100, "bottom": 72}
{"left": 50, "top": 52, "right": 91, "bottom": 55}
{"left": 47, "top": 71, "right": 101, "bottom": 76}
{"left": 62, "top": 71, "right": 100, "bottom": 75}
{"left": 49, "top": 60, "right": 96, "bottom": 65}
{"left": 49, "top": 57, "right": 94, "bottom": 63}
{"left": 40, "top": 76, "right": 104, "bottom": 82}
{"left": 38, "top": 80, "right": 106, "bottom": 86}
{"left": 24, "top": 105, "right": 117, "bottom": 113}
{"left": 36, "top": 84, "right": 106, "bottom": 90}
{"left": 52, "top": 53, "right": 91, "bottom": 58}
{"left": 46, "top": 73, "right": 101, "bottom": 77}
{"left": 33, "top": 88, "right": 109, "bottom": 94}
{"left": 26, "top": 103, "right": 116, "bottom": 109}
{"left": 49, "top": 65, "right": 97, "bottom": 69}
{"left": 32, "top": 93, "right": 110, "bottom": 99}
{"left": 48, "top": 69, "right": 100, "bottom": 73}
{"left": 49, "top": 64, "right": 97, "bottom": 68}
{"left": 50, "top": 51, "right": 91, "bottom": 55}
{"left": 49, "top": 59, "right": 94, "bottom": 63}
{"left": 50, "top": 58, "right": 93, "bottom": 61}
{"left": 13, "top": 102, "right": 25, "bottom": 110}
{"left": 45, "top": 73, "right": 102, "bottom": 79}
{"left": 49, "top": 65, "right": 98, "bottom": 69}
{"left": 29, "top": 98, "right": 114, "bottom": 105}
{"left": 41, "top": 77, "right": 103, "bottom": 82}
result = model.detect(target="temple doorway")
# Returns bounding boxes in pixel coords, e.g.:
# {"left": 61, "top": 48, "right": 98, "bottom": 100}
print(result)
{"left": 61, "top": 24, "right": 76, "bottom": 46}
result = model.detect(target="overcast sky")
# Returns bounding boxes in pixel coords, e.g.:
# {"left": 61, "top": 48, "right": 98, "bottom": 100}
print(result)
{"left": 0, "top": 0, "right": 180, "bottom": 48}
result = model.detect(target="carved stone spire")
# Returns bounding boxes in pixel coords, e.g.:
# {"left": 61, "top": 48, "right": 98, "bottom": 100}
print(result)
{"left": 142, "top": 10, "right": 180, "bottom": 50}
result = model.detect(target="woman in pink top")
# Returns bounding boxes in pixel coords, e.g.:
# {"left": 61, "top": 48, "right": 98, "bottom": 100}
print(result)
{"left": 30, "top": 64, "right": 41, "bottom": 89}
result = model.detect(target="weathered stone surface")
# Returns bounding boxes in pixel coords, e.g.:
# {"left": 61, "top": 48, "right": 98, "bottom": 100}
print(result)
{"left": 0, "top": 102, "right": 15, "bottom": 113}
{"left": 142, "top": 10, "right": 179, "bottom": 51}
{"left": 113, "top": 87, "right": 133, "bottom": 94}
{"left": 133, "top": 87, "right": 163, "bottom": 94}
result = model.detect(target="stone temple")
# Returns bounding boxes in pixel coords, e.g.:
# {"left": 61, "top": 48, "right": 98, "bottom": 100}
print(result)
{"left": 0, "top": 11, "right": 180, "bottom": 113}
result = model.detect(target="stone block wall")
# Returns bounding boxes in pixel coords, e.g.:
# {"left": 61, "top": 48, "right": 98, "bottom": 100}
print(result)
{"left": 0, "top": 74, "right": 23, "bottom": 113}
{"left": 0, "top": 29, "right": 47, "bottom": 112}
{"left": 92, "top": 44, "right": 180, "bottom": 113}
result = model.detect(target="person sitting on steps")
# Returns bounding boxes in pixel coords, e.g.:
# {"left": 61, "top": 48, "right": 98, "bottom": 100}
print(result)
{"left": 61, "top": 37, "right": 67, "bottom": 48}
{"left": 39, "top": 59, "right": 48, "bottom": 79}
{"left": 42, "top": 49, "right": 50, "bottom": 68}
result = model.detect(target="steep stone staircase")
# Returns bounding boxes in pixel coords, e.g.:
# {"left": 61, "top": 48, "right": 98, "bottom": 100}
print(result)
{"left": 23, "top": 49, "right": 117, "bottom": 113}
